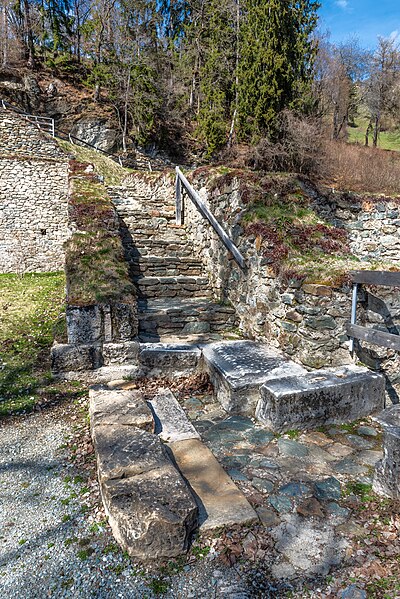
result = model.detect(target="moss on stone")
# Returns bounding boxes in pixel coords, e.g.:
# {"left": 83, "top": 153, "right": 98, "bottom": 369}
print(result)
{"left": 65, "top": 163, "right": 136, "bottom": 306}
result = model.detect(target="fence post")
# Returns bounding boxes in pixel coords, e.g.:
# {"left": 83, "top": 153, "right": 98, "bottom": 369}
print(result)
{"left": 349, "top": 283, "right": 358, "bottom": 354}
{"left": 175, "top": 171, "right": 183, "bottom": 225}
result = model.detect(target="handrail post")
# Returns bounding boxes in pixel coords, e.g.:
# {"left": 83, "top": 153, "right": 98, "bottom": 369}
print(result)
{"left": 349, "top": 282, "right": 358, "bottom": 354}
{"left": 176, "top": 169, "right": 183, "bottom": 225}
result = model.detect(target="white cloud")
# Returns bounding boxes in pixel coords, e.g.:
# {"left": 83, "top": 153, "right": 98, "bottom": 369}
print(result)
{"left": 389, "top": 30, "right": 399, "bottom": 42}
{"left": 335, "top": 0, "right": 348, "bottom": 8}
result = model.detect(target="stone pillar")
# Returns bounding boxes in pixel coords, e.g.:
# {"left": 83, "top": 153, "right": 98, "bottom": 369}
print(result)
{"left": 373, "top": 405, "right": 400, "bottom": 499}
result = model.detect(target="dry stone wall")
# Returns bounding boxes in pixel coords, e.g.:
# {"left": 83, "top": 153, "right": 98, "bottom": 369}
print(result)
{"left": 0, "top": 108, "right": 69, "bottom": 273}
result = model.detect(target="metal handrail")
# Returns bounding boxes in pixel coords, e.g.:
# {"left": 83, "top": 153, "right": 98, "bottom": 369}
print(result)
{"left": 1, "top": 99, "right": 55, "bottom": 136}
{"left": 175, "top": 166, "right": 246, "bottom": 269}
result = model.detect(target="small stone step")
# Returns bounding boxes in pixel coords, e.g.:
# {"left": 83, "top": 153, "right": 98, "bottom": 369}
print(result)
{"left": 148, "top": 388, "right": 201, "bottom": 442}
{"left": 138, "top": 297, "right": 237, "bottom": 339}
{"left": 202, "top": 340, "right": 307, "bottom": 415}
{"left": 139, "top": 342, "right": 202, "bottom": 375}
{"left": 134, "top": 275, "right": 210, "bottom": 299}
{"left": 256, "top": 365, "right": 385, "bottom": 432}
{"left": 131, "top": 256, "right": 203, "bottom": 278}
{"left": 169, "top": 438, "right": 258, "bottom": 530}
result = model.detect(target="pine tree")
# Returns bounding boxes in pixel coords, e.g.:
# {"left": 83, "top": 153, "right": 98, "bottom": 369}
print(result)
{"left": 196, "top": 0, "right": 236, "bottom": 155}
{"left": 238, "top": 0, "right": 319, "bottom": 141}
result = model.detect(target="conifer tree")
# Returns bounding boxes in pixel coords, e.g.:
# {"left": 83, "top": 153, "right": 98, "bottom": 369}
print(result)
{"left": 238, "top": 0, "right": 319, "bottom": 140}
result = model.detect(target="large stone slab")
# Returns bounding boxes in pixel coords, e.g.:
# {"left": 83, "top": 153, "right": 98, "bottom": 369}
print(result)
{"left": 256, "top": 365, "right": 385, "bottom": 432}
{"left": 51, "top": 342, "right": 102, "bottom": 373}
{"left": 92, "top": 425, "right": 170, "bottom": 483}
{"left": 139, "top": 343, "right": 201, "bottom": 376}
{"left": 373, "top": 405, "right": 400, "bottom": 499}
{"left": 102, "top": 464, "right": 198, "bottom": 560}
{"left": 168, "top": 438, "right": 258, "bottom": 530}
{"left": 202, "top": 340, "right": 307, "bottom": 414}
{"left": 148, "top": 388, "right": 200, "bottom": 442}
{"left": 89, "top": 387, "right": 154, "bottom": 431}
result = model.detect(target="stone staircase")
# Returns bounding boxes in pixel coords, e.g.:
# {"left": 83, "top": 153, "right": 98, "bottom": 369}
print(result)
{"left": 108, "top": 186, "right": 237, "bottom": 341}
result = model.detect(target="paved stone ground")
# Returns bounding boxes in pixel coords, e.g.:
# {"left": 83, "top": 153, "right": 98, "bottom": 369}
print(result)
{"left": 179, "top": 390, "right": 386, "bottom": 582}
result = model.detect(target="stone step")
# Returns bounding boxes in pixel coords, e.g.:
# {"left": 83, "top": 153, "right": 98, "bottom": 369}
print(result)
{"left": 138, "top": 297, "right": 237, "bottom": 340}
{"left": 139, "top": 343, "right": 202, "bottom": 375}
{"left": 202, "top": 340, "right": 307, "bottom": 415}
{"left": 130, "top": 256, "right": 204, "bottom": 278}
{"left": 256, "top": 365, "right": 385, "bottom": 432}
{"left": 134, "top": 275, "right": 210, "bottom": 299}
{"left": 148, "top": 387, "right": 201, "bottom": 443}
{"left": 122, "top": 237, "right": 195, "bottom": 258}
{"left": 169, "top": 438, "right": 258, "bottom": 530}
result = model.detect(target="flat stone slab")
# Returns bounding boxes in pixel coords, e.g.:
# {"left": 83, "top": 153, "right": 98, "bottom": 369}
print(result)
{"left": 256, "top": 365, "right": 385, "bottom": 432}
{"left": 202, "top": 341, "right": 307, "bottom": 414}
{"left": 148, "top": 388, "right": 200, "bottom": 442}
{"left": 102, "top": 463, "right": 198, "bottom": 560}
{"left": 139, "top": 343, "right": 201, "bottom": 375}
{"left": 93, "top": 425, "right": 171, "bottom": 483}
{"left": 89, "top": 387, "right": 154, "bottom": 431}
{"left": 168, "top": 438, "right": 258, "bottom": 530}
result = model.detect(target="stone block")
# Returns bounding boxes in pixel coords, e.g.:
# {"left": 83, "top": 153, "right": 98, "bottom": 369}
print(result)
{"left": 168, "top": 438, "right": 257, "bottom": 530}
{"left": 66, "top": 305, "right": 103, "bottom": 344}
{"left": 256, "top": 365, "right": 385, "bottom": 432}
{"left": 102, "top": 341, "right": 139, "bottom": 365}
{"left": 89, "top": 387, "right": 154, "bottom": 432}
{"left": 101, "top": 465, "right": 198, "bottom": 560}
{"left": 111, "top": 301, "right": 138, "bottom": 340}
{"left": 373, "top": 405, "right": 400, "bottom": 499}
{"left": 202, "top": 340, "right": 307, "bottom": 414}
{"left": 139, "top": 343, "right": 201, "bottom": 375}
{"left": 148, "top": 388, "right": 200, "bottom": 442}
{"left": 93, "top": 425, "right": 170, "bottom": 483}
{"left": 51, "top": 342, "right": 102, "bottom": 373}
{"left": 302, "top": 284, "right": 332, "bottom": 297}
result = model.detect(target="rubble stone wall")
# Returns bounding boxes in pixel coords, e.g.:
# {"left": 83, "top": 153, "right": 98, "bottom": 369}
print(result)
{"left": 0, "top": 108, "right": 69, "bottom": 273}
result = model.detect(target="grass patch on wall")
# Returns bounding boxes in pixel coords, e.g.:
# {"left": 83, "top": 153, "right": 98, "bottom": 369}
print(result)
{"left": 0, "top": 273, "right": 85, "bottom": 417}
{"left": 58, "top": 140, "right": 128, "bottom": 185}
{"left": 65, "top": 169, "right": 136, "bottom": 306}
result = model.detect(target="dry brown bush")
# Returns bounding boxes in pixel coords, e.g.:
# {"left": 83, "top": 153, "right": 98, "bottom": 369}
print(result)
{"left": 247, "top": 110, "right": 325, "bottom": 175}
{"left": 320, "top": 140, "right": 400, "bottom": 195}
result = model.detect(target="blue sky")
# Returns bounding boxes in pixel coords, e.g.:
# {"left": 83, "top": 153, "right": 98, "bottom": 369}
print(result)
{"left": 318, "top": 1, "right": 400, "bottom": 49}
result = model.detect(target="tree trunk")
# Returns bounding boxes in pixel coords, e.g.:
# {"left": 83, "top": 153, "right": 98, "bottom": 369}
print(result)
{"left": 23, "top": 0, "right": 36, "bottom": 69}
{"left": 373, "top": 114, "right": 380, "bottom": 147}
{"left": 365, "top": 120, "right": 373, "bottom": 146}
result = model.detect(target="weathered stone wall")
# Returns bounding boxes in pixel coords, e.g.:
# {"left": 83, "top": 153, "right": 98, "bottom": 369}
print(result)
{"left": 311, "top": 191, "right": 400, "bottom": 265}
{"left": 0, "top": 108, "right": 69, "bottom": 273}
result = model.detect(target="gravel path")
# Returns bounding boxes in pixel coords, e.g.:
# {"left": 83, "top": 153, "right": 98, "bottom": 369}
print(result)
{"left": 0, "top": 405, "right": 255, "bottom": 599}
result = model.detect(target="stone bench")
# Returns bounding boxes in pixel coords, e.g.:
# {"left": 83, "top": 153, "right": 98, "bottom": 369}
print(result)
{"left": 373, "top": 405, "right": 400, "bottom": 499}
{"left": 256, "top": 366, "right": 385, "bottom": 432}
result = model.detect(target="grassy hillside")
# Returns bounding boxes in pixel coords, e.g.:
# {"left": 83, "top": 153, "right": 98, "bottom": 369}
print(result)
{"left": 348, "top": 118, "right": 400, "bottom": 152}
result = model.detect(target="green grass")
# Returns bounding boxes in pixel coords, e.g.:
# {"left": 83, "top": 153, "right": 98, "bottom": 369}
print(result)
{"left": 0, "top": 272, "right": 85, "bottom": 417}
{"left": 348, "top": 119, "right": 400, "bottom": 152}
{"left": 58, "top": 140, "right": 129, "bottom": 185}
